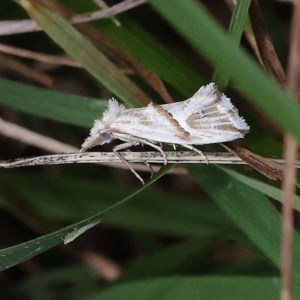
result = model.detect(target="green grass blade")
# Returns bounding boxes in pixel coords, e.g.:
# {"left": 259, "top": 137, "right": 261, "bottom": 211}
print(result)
{"left": 0, "top": 165, "right": 173, "bottom": 271}
{"left": 212, "top": 0, "right": 251, "bottom": 89}
{"left": 0, "top": 78, "right": 106, "bottom": 127}
{"left": 220, "top": 167, "right": 300, "bottom": 212}
{"left": 120, "top": 238, "right": 217, "bottom": 281}
{"left": 86, "top": 276, "right": 281, "bottom": 300}
{"left": 0, "top": 219, "right": 99, "bottom": 271}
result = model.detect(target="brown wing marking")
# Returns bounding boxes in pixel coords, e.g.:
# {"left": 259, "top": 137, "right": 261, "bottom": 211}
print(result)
{"left": 186, "top": 113, "right": 199, "bottom": 128}
{"left": 153, "top": 103, "right": 190, "bottom": 139}
{"left": 187, "top": 113, "right": 243, "bottom": 133}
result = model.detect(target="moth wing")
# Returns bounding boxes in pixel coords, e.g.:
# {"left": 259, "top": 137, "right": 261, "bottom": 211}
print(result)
{"left": 110, "top": 83, "right": 249, "bottom": 146}
{"left": 162, "top": 83, "right": 249, "bottom": 144}
{"left": 111, "top": 104, "right": 190, "bottom": 144}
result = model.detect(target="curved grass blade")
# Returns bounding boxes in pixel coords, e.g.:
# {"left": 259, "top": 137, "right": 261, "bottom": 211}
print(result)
{"left": 0, "top": 164, "right": 173, "bottom": 271}
{"left": 220, "top": 167, "right": 300, "bottom": 212}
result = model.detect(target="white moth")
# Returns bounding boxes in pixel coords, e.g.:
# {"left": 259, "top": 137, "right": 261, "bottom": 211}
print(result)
{"left": 63, "top": 220, "right": 100, "bottom": 244}
{"left": 81, "top": 83, "right": 249, "bottom": 183}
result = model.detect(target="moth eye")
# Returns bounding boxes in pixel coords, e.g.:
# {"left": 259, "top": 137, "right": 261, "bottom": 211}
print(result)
{"left": 99, "top": 132, "right": 110, "bottom": 140}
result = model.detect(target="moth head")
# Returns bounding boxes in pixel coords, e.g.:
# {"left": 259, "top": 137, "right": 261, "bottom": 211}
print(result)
{"left": 80, "top": 120, "right": 114, "bottom": 152}
{"left": 80, "top": 99, "right": 125, "bottom": 152}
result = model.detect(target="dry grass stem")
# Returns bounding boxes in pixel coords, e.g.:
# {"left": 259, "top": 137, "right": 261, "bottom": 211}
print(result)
{"left": 0, "top": 43, "right": 79, "bottom": 67}
{"left": 0, "top": 52, "right": 54, "bottom": 86}
{"left": 0, "top": 0, "right": 146, "bottom": 36}
{"left": 280, "top": 2, "right": 300, "bottom": 300}
{"left": 0, "top": 117, "right": 77, "bottom": 153}
{"left": 0, "top": 151, "right": 298, "bottom": 169}
{"left": 222, "top": 143, "right": 284, "bottom": 180}
{"left": 93, "top": 0, "right": 121, "bottom": 27}
{"left": 249, "top": 0, "right": 287, "bottom": 87}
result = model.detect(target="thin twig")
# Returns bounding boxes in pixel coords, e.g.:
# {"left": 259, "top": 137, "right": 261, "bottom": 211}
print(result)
{"left": 72, "top": 0, "right": 146, "bottom": 23}
{"left": 281, "top": 138, "right": 298, "bottom": 300}
{"left": 0, "top": 0, "right": 146, "bottom": 36}
{"left": 280, "top": 2, "right": 300, "bottom": 300}
{"left": 0, "top": 52, "right": 54, "bottom": 86}
{"left": 0, "top": 43, "right": 79, "bottom": 67}
{"left": 93, "top": 0, "right": 121, "bottom": 27}
{"left": 0, "top": 117, "right": 77, "bottom": 153}
{"left": 0, "top": 151, "right": 296, "bottom": 168}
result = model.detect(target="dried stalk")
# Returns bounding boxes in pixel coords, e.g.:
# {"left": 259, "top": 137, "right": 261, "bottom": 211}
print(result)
{"left": 280, "top": 1, "right": 300, "bottom": 300}
{"left": 0, "top": 151, "right": 297, "bottom": 169}
{"left": 0, "top": 0, "right": 146, "bottom": 36}
{"left": 0, "top": 118, "right": 77, "bottom": 153}
{"left": 0, "top": 43, "right": 79, "bottom": 67}
{"left": 93, "top": 0, "right": 121, "bottom": 27}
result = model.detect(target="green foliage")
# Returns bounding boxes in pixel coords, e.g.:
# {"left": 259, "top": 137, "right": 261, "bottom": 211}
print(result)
{"left": 0, "top": 1, "right": 299, "bottom": 299}
{"left": 85, "top": 276, "right": 281, "bottom": 300}
{"left": 0, "top": 77, "right": 107, "bottom": 127}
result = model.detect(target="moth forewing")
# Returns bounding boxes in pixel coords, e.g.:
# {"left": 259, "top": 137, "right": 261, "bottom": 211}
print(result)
{"left": 81, "top": 83, "right": 249, "bottom": 183}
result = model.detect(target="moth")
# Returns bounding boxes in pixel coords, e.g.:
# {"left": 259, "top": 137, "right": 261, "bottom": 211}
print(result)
{"left": 63, "top": 220, "right": 100, "bottom": 244}
{"left": 81, "top": 83, "right": 249, "bottom": 183}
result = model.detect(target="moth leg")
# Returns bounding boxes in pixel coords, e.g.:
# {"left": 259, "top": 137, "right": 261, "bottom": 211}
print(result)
{"left": 182, "top": 145, "right": 208, "bottom": 164}
{"left": 113, "top": 142, "right": 145, "bottom": 185}
{"left": 145, "top": 161, "right": 154, "bottom": 178}
{"left": 137, "top": 139, "right": 167, "bottom": 165}
{"left": 123, "top": 148, "right": 154, "bottom": 177}
{"left": 112, "top": 133, "right": 168, "bottom": 165}
{"left": 173, "top": 144, "right": 176, "bottom": 150}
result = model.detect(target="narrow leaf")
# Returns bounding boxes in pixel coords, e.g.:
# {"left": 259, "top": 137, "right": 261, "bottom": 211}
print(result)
{"left": 0, "top": 78, "right": 106, "bottom": 127}
{"left": 0, "top": 165, "right": 173, "bottom": 271}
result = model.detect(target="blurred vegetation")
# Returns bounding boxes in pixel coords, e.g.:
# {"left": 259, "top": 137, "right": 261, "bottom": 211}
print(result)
{"left": 0, "top": 0, "right": 299, "bottom": 299}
